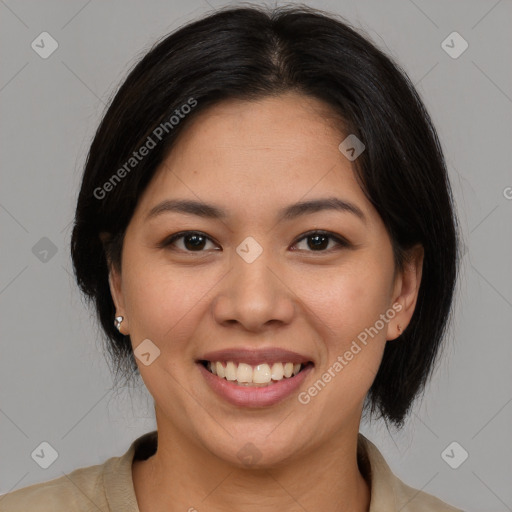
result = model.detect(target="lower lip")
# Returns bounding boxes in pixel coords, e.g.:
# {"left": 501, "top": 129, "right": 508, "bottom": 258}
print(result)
{"left": 198, "top": 362, "right": 313, "bottom": 407}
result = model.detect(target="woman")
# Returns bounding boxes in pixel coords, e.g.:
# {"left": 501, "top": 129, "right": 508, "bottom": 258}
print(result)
{"left": 1, "top": 4, "right": 462, "bottom": 511}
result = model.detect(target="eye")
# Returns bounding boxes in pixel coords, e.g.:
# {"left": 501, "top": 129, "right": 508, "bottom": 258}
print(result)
{"left": 158, "top": 231, "right": 219, "bottom": 252}
{"left": 291, "top": 230, "right": 350, "bottom": 252}
{"left": 158, "top": 230, "right": 350, "bottom": 254}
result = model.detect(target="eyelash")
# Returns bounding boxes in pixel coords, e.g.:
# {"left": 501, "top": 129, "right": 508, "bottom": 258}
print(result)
{"left": 158, "top": 230, "right": 351, "bottom": 254}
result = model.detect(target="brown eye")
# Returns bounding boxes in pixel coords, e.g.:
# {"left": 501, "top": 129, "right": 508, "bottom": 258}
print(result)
{"left": 159, "top": 231, "right": 218, "bottom": 252}
{"left": 292, "top": 230, "right": 350, "bottom": 252}
{"left": 159, "top": 229, "right": 350, "bottom": 254}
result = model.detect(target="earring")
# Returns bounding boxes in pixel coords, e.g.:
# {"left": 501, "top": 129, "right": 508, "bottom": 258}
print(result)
{"left": 114, "top": 315, "right": 124, "bottom": 332}
{"left": 397, "top": 324, "right": 402, "bottom": 335}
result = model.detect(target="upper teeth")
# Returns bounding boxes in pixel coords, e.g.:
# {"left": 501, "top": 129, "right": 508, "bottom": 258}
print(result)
{"left": 207, "top": 361, "right": 302, "bottom": 384}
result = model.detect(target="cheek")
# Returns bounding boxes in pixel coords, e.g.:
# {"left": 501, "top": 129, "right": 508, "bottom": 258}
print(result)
{"left": 298, "top": 255, "right": 393, "bottom": 391}
{"left": 123, "top": 267, "right": 174, "bottom": 332}
{"left": 300, "top": 270, "right": 390, "bottom": 414}
{"left": 122, "top": 257, "right": 214, "bottom": 352}
{"left": 309, "top": 261, "right": 392, "bottom": 335}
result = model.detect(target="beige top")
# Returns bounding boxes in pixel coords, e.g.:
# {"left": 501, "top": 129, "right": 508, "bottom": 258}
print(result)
{"left": 0, "top": 431, "right": 462, "bottom": 511}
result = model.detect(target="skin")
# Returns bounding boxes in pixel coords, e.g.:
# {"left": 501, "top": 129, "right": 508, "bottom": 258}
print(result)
{"left": 105, "top": 91, "right": 423, "bottom": 512}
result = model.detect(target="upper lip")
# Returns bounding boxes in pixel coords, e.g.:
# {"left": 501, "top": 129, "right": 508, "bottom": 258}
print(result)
{"left": 198, "top": 348, "right": 313, "bottom": 366}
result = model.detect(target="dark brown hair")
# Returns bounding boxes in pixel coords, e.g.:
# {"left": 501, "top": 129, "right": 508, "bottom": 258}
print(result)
{"left": 71, "top": 4, "right": 460, "bottom": 427}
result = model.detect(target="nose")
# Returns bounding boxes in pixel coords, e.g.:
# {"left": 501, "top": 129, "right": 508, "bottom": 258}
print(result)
{"left": 212, "top": 245, "right": 295, "bottom": 332}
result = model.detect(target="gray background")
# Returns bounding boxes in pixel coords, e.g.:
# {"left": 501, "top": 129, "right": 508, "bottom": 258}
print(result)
{"left": 1, "top": 0, "right": 511, "bottom": 510}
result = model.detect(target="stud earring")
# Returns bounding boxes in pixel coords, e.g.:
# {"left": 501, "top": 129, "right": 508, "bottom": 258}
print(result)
{"left": 397, "top": 324, "right": 402, "bottom": 335}
{"left": 114, "top": 316, "right": 124, "bottom": 332}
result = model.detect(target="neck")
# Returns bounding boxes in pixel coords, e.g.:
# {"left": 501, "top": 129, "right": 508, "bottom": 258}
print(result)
{"left": 133, "top": 414, "right": 370, "bottom": 512}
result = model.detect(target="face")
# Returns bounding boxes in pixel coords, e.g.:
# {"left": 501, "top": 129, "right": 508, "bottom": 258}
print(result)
{"left": 107, "top": 92, "right": 422, "bottom": 467}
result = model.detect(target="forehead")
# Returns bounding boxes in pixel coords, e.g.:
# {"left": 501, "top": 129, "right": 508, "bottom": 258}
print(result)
{"left": 133, "top": 93, "right": 376, "bottom": 227}
{"left": 174, "top": 92, "right": 347, "bottom": 160}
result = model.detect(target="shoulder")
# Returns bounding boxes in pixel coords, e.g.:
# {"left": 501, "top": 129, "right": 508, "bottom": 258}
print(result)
{"left": 0, "top": 432, "right": 153, "bottom": 512}
{"left": 0, "top": 460, "right": 109, "bottom": 512}
{"left": 358, "top": 434, "right": 464, "bottom": 512}
{"left": 393, "top": 477, "right": 463, "bottom": 511}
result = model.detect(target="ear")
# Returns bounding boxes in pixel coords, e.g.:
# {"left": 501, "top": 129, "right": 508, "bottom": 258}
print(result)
{"left": 388, "top": 244, "right": 424, "bottom": 341}
{"left": 100, "top": 232, "right": 129, "bottom": 335}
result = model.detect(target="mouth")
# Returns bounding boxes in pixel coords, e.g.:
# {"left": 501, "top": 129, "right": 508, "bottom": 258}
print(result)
{"left": 195, "top": 347, "right": 314, "bottom": 407}
{"left": 199, "top": 360, "right": 314, "bottom": 387}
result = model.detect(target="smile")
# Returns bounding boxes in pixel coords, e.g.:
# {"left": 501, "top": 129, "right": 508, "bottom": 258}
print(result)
{"left": 197, "top": 361, "right": 314, "bottom": 407}
{"left": 201, "top": 360, "right": 311, "bottom": 387}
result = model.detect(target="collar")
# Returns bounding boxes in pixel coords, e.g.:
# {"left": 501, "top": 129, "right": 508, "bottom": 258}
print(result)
{"left": 102, "top": 430, "right": 455, "bottom": 512}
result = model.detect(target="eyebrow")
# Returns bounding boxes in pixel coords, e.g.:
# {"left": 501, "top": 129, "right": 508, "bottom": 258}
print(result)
{"left": 145, "top": 197, "right": 366, "bottom": 224}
